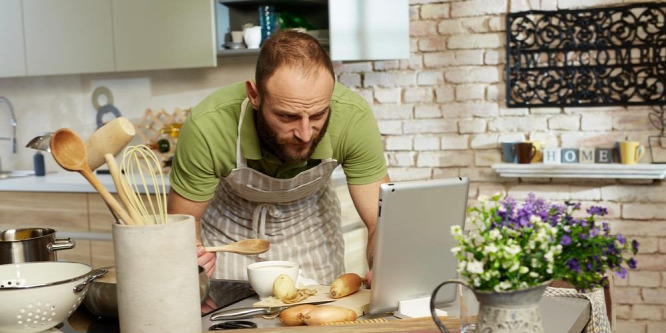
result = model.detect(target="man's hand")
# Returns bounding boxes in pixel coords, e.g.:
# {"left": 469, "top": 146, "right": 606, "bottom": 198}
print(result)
{"left": 197, "top": 245, "right": 216, "bottom": 278}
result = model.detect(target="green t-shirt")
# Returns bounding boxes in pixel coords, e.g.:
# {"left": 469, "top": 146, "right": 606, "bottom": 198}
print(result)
{"left": 170, "top": 81, "right": 387, "bottom": 202}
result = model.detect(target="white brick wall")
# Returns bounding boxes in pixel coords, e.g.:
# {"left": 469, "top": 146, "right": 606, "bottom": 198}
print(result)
{"left": 335, "top": 0, "right": 666, "bottom": 327}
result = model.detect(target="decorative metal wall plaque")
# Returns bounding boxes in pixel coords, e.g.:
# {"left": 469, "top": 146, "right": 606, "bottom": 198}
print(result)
{"left": 506, "top": 3, "right": 666, "bottom": 107}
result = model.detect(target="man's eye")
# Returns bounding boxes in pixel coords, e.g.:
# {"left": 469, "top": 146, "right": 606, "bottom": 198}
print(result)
{"left": 279, "top": 114, "right": 297, "bottom": 120}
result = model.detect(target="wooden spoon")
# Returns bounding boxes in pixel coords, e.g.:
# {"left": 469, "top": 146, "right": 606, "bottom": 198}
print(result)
{"left": 105, "top": 153, "right": 146, "bottom": 225}
{"left": 205, "top": 239, "right": 270, "bottom": 255}
{"left": 50, "top": 128, "right": 134, "bottom": 225}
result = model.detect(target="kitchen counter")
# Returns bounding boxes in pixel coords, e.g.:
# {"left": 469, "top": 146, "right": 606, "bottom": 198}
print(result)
{"left": 0, "top": 171, "right": 167, "bottom": 193}
{"left": 0, "top": 168, "right": 348, "bottom": 193}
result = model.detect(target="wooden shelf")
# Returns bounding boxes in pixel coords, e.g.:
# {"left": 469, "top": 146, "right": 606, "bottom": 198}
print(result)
{"left": 491, "top": 163, "right": 666, "bottom": 179}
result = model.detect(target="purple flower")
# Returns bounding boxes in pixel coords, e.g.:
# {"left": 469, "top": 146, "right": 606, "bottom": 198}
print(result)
{"left": 568, "top": 259, "right": 580, "bottom": 272}
{"left": 602, "top": 222, "right": 610, "bottom": 235}
{"left": 586, "top": 262, "right": 593, "bottom": 271}
{"left": 632, "top": 239, "right": 640, "bottom": 254}
{"left": 580, "top": 233, "right": 588, "bottom": 240}
{"left": 627, "top": 258, "right": 637, "bottom": 269}
{"left": 587, "top": 206, "right": 608, "bottom": 216}
{"left": 560, "top": 235, "right": 572, "bottom": 246}
{"left": 617, "top": 234, "right": 626, "bottom": 245}
{"left": 615, "top": 267, "right": 627, "bottom": 279}
{"left": 590, "top": 228, "right": 600, "bottom": 237}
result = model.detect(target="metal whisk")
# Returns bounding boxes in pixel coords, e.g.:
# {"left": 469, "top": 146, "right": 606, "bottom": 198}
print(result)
{"left": 119, "top": 145, "right": 168, "bottom": 225}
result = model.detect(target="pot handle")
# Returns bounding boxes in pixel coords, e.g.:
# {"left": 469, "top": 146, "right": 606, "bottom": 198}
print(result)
{"left": 430, "top": 279, "right": 471, "bottom": 333}
{"left": 74, "top": 268, "right": 108, "bottom": 293}
{"left": 48, "top": 238, "right": 75, "bottom": 251}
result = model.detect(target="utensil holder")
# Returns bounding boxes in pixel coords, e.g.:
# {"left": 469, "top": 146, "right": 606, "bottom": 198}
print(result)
{"left": 112, "top": 214, "right": 201, "bottom": 333}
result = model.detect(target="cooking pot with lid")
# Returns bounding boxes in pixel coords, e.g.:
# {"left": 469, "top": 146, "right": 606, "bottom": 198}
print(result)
{"left": 0, "top": 228, "right": 75, "bottom": 264}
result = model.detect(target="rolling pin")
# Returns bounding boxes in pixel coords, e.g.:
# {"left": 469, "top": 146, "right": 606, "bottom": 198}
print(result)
{"left": 85, "top": 117, "right": 136, "bottom": 170}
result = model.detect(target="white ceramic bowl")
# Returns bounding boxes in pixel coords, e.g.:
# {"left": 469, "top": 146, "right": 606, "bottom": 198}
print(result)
{"left": 247, "top": 261, "right": 299, "bottom": 300}
{"left": 0, "top": 262, "right": 106, "bottom": 333}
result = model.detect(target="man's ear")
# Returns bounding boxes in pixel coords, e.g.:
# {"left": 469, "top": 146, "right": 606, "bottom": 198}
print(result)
{"left": 245, "top": 81, "right": 261, "bottom": 110}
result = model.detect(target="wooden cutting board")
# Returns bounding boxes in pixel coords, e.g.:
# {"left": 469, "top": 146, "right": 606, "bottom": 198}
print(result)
{"left": 252, "top": 285, "right": 371, "bottom": 316}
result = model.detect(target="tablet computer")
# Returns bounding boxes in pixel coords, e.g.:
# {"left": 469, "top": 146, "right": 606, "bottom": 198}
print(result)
{"left": 369, "top": 177, "right": 469, "bottom": 315}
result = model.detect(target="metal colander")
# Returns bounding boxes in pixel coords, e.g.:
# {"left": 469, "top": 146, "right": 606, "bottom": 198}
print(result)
{"left": 0, "top": 262, "right": 106, "bottom": 333}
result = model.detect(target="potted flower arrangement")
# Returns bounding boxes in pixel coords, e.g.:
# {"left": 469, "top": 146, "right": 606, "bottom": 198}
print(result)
{"left": 430, "top": 193, "right": 639, "bottom": 333}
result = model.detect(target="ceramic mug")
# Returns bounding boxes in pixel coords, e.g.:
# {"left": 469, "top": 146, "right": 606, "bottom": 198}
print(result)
{"left": 231, "top": 31, "right": 244, "bottom": 44}
{"left": 618, "top": 141, "right": 645, "bottom": 165}
{"left": 515, "top": 142, "right": 537, "bottom": 164}
{"left": 500, "top": 142, "right": 517, "bottom": 163}
{"left": 525, "top": 141, "right": 544, "bottom": 163}
{"left": 243, "top": 26, "right": 262, "bottom": 49}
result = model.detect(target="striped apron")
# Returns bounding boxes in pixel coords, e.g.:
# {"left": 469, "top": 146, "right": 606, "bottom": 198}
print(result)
{"left": 200, "top": 98, "right": 344, "bottom": 285}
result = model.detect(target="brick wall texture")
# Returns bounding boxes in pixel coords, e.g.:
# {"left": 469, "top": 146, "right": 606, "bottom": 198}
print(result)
{"left": 334, "top": 0, "right": 666, "bottom": 332}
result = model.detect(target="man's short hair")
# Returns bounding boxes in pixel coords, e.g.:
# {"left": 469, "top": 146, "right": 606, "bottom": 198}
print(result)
{"left": 255, "top": 30, "right": 335, "bottom": 96}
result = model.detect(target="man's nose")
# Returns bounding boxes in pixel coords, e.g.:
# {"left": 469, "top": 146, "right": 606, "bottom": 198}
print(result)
{"left": 294, "top": 117, "right": 313, "bottom": 142}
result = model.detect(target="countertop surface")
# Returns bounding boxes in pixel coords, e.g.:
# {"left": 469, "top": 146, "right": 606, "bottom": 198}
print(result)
{"left": 0, "top": 171, "right": 169, "bottom": 193}
{"left": 0, "top": 167, "right": 348, "bottom": 193}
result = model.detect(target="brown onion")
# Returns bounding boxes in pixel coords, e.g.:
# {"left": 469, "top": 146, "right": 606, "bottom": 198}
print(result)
{"left": 303, "top": 306, "right": 357, "bottom": 325}
{"left": 279, "top": 304, "right": 316, "bottom": 326}
{"left": 329, "top": 273, "right": 365, "bottom": 299}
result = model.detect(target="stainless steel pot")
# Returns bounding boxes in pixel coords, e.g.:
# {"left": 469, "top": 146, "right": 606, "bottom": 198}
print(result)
{"left": 0, "top": 228, "right": 75, "bottom": 264}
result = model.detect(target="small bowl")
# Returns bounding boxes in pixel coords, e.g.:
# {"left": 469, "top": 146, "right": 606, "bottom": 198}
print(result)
{"left": 83, "top": 266, "right": 209, "bottom": 318}
{"left": 247, "top": 261, "right": 299, "bottom": 300}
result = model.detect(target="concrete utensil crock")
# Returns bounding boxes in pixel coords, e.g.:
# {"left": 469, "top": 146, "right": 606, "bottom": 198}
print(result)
{"left": 112, "top": 214, "right": 201, "bottom": 333}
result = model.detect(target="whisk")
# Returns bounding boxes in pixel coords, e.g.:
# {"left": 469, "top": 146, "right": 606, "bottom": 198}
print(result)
{"left": 112, "top": 145, "right": 168, "bottom": 225}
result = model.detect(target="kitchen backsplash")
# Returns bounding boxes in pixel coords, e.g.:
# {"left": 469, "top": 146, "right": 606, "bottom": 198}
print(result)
{"left": 0, "top": 56, "right": 257, "bottom": 172}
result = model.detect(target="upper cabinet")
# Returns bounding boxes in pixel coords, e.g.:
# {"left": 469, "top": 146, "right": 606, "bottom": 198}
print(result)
{"left": 329, "top": 0, "right": 409, "bottom": 61}
{"left": 112, "top": 0, "right": 217, "bottom": 71}
{"left": 217, "top": 0, "right": 409, "bottom": 61}
{"left": 0, "top": 0, "right": 217, "bottom": 78}
{"left": 0, "top": 0, "right": 27, "bottom": 77}
{"left": 23, "top": 0, "right": 115, "bottom": 76}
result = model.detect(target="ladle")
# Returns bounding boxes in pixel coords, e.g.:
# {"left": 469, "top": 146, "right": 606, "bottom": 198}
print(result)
{"left": 205, "top": 239, "right": 270, "bottom": 255}
{"left": 50, "top": 128, "right": 133, "bottom": 225}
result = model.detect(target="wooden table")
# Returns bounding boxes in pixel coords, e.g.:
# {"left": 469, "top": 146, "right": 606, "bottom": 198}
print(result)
{"left": 205, "top": 316, "right": 458, "bottom": 332}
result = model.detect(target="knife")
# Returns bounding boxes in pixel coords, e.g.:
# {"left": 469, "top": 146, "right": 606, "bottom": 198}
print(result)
{"left": 210, "top": 300, "right": 334, "bottom": 321}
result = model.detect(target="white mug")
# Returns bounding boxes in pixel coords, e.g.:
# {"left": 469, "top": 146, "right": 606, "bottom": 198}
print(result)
{"left": 243, "top": 26, "right": 262, "bottom": 49}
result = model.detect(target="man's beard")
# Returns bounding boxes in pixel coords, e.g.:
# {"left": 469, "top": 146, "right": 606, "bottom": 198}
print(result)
{"left": 254, "top": 106, "right": 330, "bottom": 163}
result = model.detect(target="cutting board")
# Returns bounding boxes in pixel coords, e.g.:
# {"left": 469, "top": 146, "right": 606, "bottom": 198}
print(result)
{"left": 253, "top": 285, "right": 371, "bottom": 316}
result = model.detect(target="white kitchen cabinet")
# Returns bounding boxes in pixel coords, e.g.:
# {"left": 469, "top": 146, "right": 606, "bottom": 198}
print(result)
{"left": 22, "top": 0, "right": 115, "bottom": 76}
{"left": 329, "top": 0, "right": 409, "bottom": 61}
{"left": 112, "top": 0, "right": 217, "bottom": 71}
{"left": 0, "top": 0, "right": 26, "bottom": 77}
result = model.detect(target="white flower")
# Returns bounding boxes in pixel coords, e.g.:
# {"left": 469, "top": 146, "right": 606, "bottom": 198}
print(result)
{"left": 467, "top": 260, "right": 485, "bottom": 274}
{"left": 478, "top": 195, "right": 489, "bottom": 203}
{"left": 509, "top": 262, "right": 520, "bottom": 272}
{"left": 473, "top": 277, "right": 481, "bottom": 288}
{"left": 519, "top": 282, "right": 528, "bottom": 289}
{"left": 450, "top": 225, "right": 463, "bottom": 236}
{"left": 450, "top": 246, "right": 461, "bottom": 254}
{"left": 527, "top": 240, "right": 536, "bottom": 250}
{"left": 498, "top": 281, "right": 512, "bottom": 291}
{"left": 519, "top": 266, "right": 529, "bottom": 274}
{"left": 505, "top": 244, "right": 521, "bottom": 257}
{"left": 458, "top": 260, "right": 467, "bottom": 272}
{"left": 529, "top": 272, "right": 539, "bottom": 278}
{"left": 489, "top": 229, "right": 501, "bottom": 240}
{"left": 529, "top": 215, "right": 543, "bottom": 223}
{"left": 483, "top": 244, "right": 498, "bottom": 255}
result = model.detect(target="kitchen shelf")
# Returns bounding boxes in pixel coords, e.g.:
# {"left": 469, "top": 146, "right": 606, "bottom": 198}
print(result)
{"left": 491, "top": 163, "right": 666, "bottom": 179}
{"left": 217, "top": 48, "right": 261, "bottom": 57}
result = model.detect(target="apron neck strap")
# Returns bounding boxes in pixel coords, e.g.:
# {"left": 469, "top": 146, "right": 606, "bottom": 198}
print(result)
{"left": 237, "top": 98, "right": 250, "bottom": 167}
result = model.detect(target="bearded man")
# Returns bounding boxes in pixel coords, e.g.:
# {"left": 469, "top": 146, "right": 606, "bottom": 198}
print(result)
{"left": 169, "top": 30, "right": 389, "bottom": 285}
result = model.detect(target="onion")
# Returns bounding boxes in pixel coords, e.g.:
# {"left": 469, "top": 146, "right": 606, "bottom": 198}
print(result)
{"left": 279, "top": 304, "right": 316, "bottom": 326}
{"left": 303, "top": 305, "right": 357, "bottom": 325}
{"left": 329, "top": 273, "right": 365, "bottom": 299}
{"left": 273, "top": 274, "right": 298, "bottom": 301}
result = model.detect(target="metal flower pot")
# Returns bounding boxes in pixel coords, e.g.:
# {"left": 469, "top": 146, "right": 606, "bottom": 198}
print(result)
{"left": 0, "top": 228, "right": 75, "bottom": 264}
